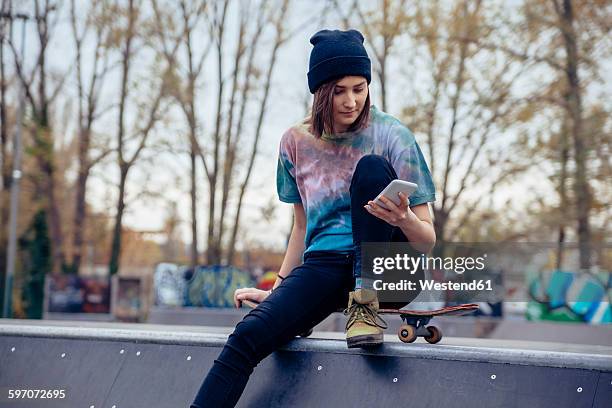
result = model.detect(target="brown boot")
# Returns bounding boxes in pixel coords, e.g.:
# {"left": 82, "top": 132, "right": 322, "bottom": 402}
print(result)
{"left": 344, "top": 289, "right": 387, "bottom": 348}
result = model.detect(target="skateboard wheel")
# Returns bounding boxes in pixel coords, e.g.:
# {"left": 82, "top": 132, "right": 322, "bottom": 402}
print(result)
{"left": 424, "top": 326, "right": 442, "bottom": 344}
{"left": 398, "top": 325, "right": 417, "bottom": 343}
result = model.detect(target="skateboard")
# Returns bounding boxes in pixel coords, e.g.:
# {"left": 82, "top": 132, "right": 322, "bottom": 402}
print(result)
{"left": 378, "top": 303, "right": 479, "bottom": 344}
{"left": 240, "top": 299, "right": 479, "bottom": 344}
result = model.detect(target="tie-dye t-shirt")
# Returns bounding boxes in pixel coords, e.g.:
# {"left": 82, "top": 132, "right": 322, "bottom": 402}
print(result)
{"left": 276, "top": 105, "right": 435, "bottom": 255}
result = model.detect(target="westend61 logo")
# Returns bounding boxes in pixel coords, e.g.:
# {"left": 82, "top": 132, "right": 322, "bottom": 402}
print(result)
{"left": 361, "top": 242, "right": 500, "bottom": 304}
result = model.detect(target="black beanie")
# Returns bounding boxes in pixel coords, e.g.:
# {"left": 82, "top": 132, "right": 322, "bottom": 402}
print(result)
{"left": 307, "top": 29, "right": 371, "bottom": 94}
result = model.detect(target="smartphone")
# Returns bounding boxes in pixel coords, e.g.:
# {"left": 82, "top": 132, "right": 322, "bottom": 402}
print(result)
{"left": 373, "top": 179, "right": 418, "bottom": 210}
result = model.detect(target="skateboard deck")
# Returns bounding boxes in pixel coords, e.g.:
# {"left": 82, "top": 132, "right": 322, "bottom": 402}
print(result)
{"left": 378, "top": 303, "right": 479, "bottom": 344}
{"left": 378, "top": 303, "right": 480, "bottom": 317}
{"left": 240, "top": 299, "right": 479, "bottom": 344}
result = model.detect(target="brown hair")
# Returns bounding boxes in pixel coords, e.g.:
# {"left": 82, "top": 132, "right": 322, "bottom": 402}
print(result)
{"left": 308, "top": 78, "right": 370, "bottom": 138}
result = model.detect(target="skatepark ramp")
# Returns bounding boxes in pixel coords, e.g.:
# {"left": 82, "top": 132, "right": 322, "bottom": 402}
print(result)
{"left": 1, "top": 319, "right": 611, "bottom": 408}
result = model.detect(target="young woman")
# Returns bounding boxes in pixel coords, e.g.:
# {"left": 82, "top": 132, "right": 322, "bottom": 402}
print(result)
{"left": 190, "top": 28, "right": 436, "bottom": 408}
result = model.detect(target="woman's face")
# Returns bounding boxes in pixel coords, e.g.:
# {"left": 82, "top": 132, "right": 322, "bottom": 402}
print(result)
{"left": 332, "top": 76, "right": 368, "bottom": 133}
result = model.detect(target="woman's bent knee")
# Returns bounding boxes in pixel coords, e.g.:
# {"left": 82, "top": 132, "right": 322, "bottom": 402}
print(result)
{"left": 351, "top": 154, "right": 395, "bottom": 191}
{"left": 355, "top": 154, "right": 389, "bottom": 170}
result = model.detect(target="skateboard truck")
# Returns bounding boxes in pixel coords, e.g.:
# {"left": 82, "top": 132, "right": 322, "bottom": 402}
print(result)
{"left": 397, "top": 316, "right": 441, "bottom": 344}
{"left": 379, "top": 303, "right": 479, "bottom": 344}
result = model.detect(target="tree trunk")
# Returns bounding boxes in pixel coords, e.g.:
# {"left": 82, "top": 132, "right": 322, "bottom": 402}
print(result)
{"left": 35, "top": 5, "right": 64, "bottom": 274}
{"left": 380, "top": 3, "right": 388, "bottom": 112}
{"left": 0, "top": 1, "right": 8, "bottom": 308}
{"left": 217, "top": 12, "right": 246, "bottom": 260}
{"left": 109, "top": 169, "right": 128, "bottom": 276}
{"left": 221, "top": 5, "right": 267, "bottom": 264}
{"left": 184, "top": 68, "right": 199, "bottom": 270}
{"left": 68, "top": 0, "right": 107, "bottom": 275}
{"left": 34, "top": 124, "right": 64, "bottom": 275}
{"left": 556, "top": 117, "right": 569, "bottom": 270}
{"left": 206, "top": 0, "right": 229, "bottom": 266}
{"left": 432, "top": 209, "right": 448, "bottom": 258}
{"left": 0, "top": 12, "right": 8, "bottom": 192}
{"left": 109, "top": 0, "right": 134, "bottom": 276}
{"left": 44, "top": 150, "right": 64, "bottom": 274}
{"left": 227, "top": 0, "right": 288, "bottom": 264}
{"left": 72, "top": 131, "right": 89, "bottom": 273}
{"left": 190, "top": 147, "right": 198, "bottom": 268}
{"left": 561, "top": 0, "right": 591, "bottom": 270}
{"left": 206, "top": 181, "right": 218, "bottom": 264}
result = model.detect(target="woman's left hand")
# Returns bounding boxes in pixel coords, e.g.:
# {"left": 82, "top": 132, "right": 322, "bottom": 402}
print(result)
{"left": 364, "top": 192, "right": 419, "bottom": 228}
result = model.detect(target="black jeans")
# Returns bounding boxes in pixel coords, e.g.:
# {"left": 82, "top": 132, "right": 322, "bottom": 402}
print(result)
{"left": 190, "top": 155, "right": 408, "bottom": 408}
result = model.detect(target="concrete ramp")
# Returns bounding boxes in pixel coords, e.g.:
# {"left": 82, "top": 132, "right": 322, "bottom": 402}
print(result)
{"left": 1, "top": 319, "right": 611, "bottom": 408}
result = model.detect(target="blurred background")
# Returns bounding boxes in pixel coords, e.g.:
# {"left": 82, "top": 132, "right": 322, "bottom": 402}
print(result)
{"left": 0, "top": 0, "right": 609, "bottom": 344}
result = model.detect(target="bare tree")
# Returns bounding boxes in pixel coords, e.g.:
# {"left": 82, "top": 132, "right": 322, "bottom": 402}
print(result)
{"left": 226, "top": 0, "right": 291, "bottom": 264}
{"left": 329, "top": 1, "right": 527, "bottom": 250}
{"left": 67, "top": 0, "right": 114, "bottom": 273}
{"left": 151, "top": 0, "right": 297, "bottom": 266}
{"left": 333, "top": 0, "right": 409, "bottom": 112}
{"left": 0, "top": 0, "right": 9, "bottom": 195}
{"left": 173, "top": 0, "right": 294, "bottom": 265}
{"left": 108, "top": 0, "right": 179, "bottom": 275}
{"left": 215, "top": 2, "right": 250, "bottom": 261}
{"left": 536, "top": 0, "right": 609, "bottom": 268}
{"left": 468, "top": 0, "right": 611, "bottom": 268}
{"left": 0, "top": 0, "right": 11, "bottom": 306}
{"left": 392, "top": 0, "right": 532, "bottom": 253}
{"left": 555, "top": 0, "right": 588, "bottom": 270}
{"left": 151, "top": 0, "right": 211, "bottom": 269}
{"left": 219, "top": 0, "right": 325, "bottom": 264}
{"left": 8, "top": 0, "right": 69, "bottom": 274}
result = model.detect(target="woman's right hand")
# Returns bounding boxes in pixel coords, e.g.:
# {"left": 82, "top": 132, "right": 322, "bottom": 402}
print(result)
{"left": 233, "top": 287, "right": 271, "bottom": 308}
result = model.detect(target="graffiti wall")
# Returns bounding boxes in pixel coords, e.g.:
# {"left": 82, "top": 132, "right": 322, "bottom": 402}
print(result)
{"left": 527, "top": 269, "right": 611, "bottom": 324}
{"left": 154, "top": 263, "right": 255, "bottom": 308}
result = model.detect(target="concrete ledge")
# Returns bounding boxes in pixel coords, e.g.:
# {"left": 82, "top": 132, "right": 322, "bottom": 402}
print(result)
{"left": 2, "top": 319, "right": 611, "bottom": 371}
{"left": 1, "top": 320, "right": 611, "bottom": 408}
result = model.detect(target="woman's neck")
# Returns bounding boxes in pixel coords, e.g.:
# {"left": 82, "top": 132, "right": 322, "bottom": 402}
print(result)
{"left": 335, "top": 124, "right": 349, "bottom": 133}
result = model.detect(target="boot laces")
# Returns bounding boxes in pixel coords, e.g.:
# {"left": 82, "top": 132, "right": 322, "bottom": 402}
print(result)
{"left": 344, "top": 303, "right": 388, "bottom": 330}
